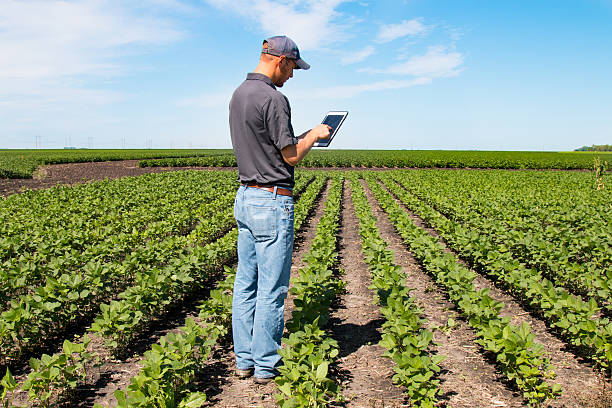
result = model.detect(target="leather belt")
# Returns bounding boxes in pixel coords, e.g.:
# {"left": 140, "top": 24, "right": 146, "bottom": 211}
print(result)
{"left": 243, "top": 183, "right": 293, "bottom": 197}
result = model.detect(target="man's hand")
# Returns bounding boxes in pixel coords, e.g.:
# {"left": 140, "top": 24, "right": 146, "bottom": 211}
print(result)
{"left": 281, "top": 124, "right": 333, "bottom": 166}
{"left": 310, "top": 124, "right": 332, "bottom": 141}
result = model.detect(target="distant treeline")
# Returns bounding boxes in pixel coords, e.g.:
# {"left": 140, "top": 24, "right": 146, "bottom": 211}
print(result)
{"left": 575, "top": 144, "right": 612, "bottom": 151}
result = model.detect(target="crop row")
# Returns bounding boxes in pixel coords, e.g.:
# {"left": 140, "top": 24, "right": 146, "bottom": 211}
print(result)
{"left": 4, "top": 149, "right": 612, "bottom": 179}
{"left": 102, "top": 174, "right": 329, "bottom": 408}
{"left": 104, "top": 267, "right": 236, "bottom": 408}
{"left": 0, "top": 149, "right": 231, "bottom": 179}
{"left": 348, "top": 175, "right": 444, "bottom": 407}
{"left": 276, "top": 175, "right": 345, "bottom": 407}
{"left": 378, "top": 172, "right": 612, "bottom": 373}
{"left": 136, "top": 150, "right": 612, "bottom": 170}
{"left": 390, "top": 170, "right": 612, "bottom": 312}
{"left": 2, "top": 172, "right": 327, "bottom": 407}
{"left": 11, "top": 226, "right": 237, "bottom": 407}
{"left": 0, "top": 171, "right": 230, "bottom": 261}
{"left": 0, "top": 173, "right": 237, "bottom": 305}
{"left": 1, "top": 172, "right": 244, "bottom": 364}
{"left": 366, "top": 175, "right": 561, "bottom": 406}
{"left": 391, "top": 170, "right": 611, "bottom": 271}
{"left": 419, "top": 170, "right": 609, "bottom": 256}
{"left": 0, "top": 177, "right": 239, "bottom": 363}
{"left": 139, "top": 155, "right": 236, "bottom": 168}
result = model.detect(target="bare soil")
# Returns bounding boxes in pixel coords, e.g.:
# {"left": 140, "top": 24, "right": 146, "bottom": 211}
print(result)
{"left": 369, "top": 178, "right": 612, "bottom": 407}
{"left": 79, "top": 272, "right": 228, "bottom": 408}
{"left": 330, "top": 182, "right": 406, "bottom": 407}
{"left": 195, "top": 181, "right": 331, "bottom": 408}
{"left": 362, "top": 179, "right": 526, "bottom": 407}
{"left": 0, "top": 160, "right": 234, "bottom": 197}
{"left": 3, "top": 162, "right": 609, "bottom": 408}
{"left": 0, "top": 160, "right": 589, "bottom": 198}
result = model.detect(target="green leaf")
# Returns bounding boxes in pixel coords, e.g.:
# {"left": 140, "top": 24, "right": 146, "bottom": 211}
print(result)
{"left": 179, "top": 392, "right": 207, "bottom": 408}
{"left": 114, "top": 389, "right": 128, "bottom": 406}
{"left": 279, "top": 382, "right": 292, "bottom": 396}
{"left": 1, "top": 368, "right": 17, "bottom": 391}
{"left": 316, "top": 362, "right": 328, "bottom": 381}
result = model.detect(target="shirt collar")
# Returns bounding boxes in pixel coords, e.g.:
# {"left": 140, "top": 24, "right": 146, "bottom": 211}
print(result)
{"left": 246, "top": 73, "right": 276, "bottom": 89}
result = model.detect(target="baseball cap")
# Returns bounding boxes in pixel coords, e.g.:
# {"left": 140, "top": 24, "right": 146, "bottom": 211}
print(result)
{"left": 262, "top": 35, "right": 310, "bottom": 70}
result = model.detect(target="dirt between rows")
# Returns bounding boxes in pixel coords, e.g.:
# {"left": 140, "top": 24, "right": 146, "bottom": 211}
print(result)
{"left": 3, "top": 162, "right": 611, "bottom": 407}
{"left": 0, "top": 160, "right": 591, "bottom": 198}
{"left": 0, "top": 160, "right": 234, "bottom": 197}
{"left": 365, "top": 179, "right": 612, "bottom": 407}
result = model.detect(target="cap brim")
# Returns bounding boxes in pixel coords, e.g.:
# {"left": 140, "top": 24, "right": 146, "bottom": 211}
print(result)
{"left": 295, "top": 58, "right": 310, "bottom": 70}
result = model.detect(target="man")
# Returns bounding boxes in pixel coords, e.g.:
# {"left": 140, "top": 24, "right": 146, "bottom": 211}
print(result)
{"left": 229, "top": 35, "right": 331, "bottom": 384}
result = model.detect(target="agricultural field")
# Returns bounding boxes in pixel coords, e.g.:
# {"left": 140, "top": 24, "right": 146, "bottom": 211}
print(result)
{"left": 139, "top": 149, "right": 612, "bottom": 171}
{"left": 0, "top": 150, "right": 232, "bottom": 179}
{"left": 0, "top": 165, "right": 611, "bottom": 408}
{"left": 1, "top": 149, "right": 611, "bottom": 180}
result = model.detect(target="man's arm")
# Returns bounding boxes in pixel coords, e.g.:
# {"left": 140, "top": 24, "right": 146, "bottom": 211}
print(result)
{"left": 281, "top": 124, "right": 331, "bottom": 166}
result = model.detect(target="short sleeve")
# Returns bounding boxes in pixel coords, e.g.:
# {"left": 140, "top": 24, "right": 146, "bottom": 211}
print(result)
{"left": 264, "top": 93, "right": 298, "bottom": 150}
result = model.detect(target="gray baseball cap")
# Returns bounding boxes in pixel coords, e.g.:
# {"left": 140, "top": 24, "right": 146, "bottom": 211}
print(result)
{"left": 262, "top": 35, "right": 310, "bottom": 70}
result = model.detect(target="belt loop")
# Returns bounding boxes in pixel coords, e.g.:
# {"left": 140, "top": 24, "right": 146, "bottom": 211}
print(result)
{"left": 273, "top": 186, "right": 278, "bottom": 199}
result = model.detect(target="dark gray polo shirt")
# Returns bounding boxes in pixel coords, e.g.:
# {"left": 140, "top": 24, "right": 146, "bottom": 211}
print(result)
{"left": 229, "top": 73, "right": 298, "bottom": 189}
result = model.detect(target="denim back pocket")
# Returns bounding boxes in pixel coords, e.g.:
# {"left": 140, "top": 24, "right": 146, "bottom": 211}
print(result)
{"left": 281, "top": 203, "right": 294, "bottom": 222}
{"left": 245, "top": 204, "right": 277, "bottom": 242}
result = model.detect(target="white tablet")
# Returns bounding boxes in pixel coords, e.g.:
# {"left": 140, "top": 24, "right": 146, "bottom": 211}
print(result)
{"left": 313, "top": 111, "right": 348, "bottom": 147}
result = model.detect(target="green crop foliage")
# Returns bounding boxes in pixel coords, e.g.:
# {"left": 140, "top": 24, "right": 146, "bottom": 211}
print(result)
{"left": 349, "top": 175, "right": 444, "bottom": 406}
{"left": 367, "top": 174, "right": 561, "bottom": 406}
{"left": 0, "top": 171, "right": 239, "bottom": 362}
{"left": 1, "top": 368, "right": 20, "bottom": 408}
{"left": 9, "top": 172, "right": 325, "bottom": 408}
{"left": 137, "top": 150, "right": 612, "bottom": 171}
{"left": 0, "top": 149, "right": 232, "bottom": 179}
{"left": 2, "top": 168, "right": 608, "bottom": 407}
{"left": 380, "top": 170, "right": 612, "bottom": 373}
{"left": 276, "top": 175, "right": 346, "bottom": 408}
{"left": 22, "top": 337, "right": 93, "bottom": 408}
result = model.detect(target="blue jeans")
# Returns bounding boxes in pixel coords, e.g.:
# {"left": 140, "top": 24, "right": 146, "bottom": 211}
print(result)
{"left": 232, "top": 185, "right": 294, "bottom": 378}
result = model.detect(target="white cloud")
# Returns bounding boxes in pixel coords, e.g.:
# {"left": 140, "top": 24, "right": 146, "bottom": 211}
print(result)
{"left": 179, "top": 77, "right": 432, "bottom": 105}
{"left": 340, "top": 46, "right": 375, "bottom": 65}
{"left": 293, "top": 77, "right": 432, "bottom": 99}
{"left": 363, "top": 46, "right": 464, "bottom": 78}
{"left": 203, "top": 0, "right": 350, "bottom": 50}
{"left": 377, "top": 18, "right": 430, "bottom": 43}
{"left": 135, "top": 0, "right": 199, "bottom": 13}
{"left": 0, "top": 0, "right": 184, "bottom": 108}
{"left": 0, "top": 0, "right": 184, "bottom": 80}
{"left": 177, "top": 90, "right": 233, "bottom": 108}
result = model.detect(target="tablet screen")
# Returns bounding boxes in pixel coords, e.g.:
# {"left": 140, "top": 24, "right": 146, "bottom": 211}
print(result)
{"left": 323, "top": 114, "right": 345, "bottom": 134}
{"left": 315, "top": 111, "right": 348, "bottom": 147}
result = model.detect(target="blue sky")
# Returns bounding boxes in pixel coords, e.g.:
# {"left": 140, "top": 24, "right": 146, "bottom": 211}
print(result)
{"left": 1, "top": 0, "right": 611, "bottom": 150}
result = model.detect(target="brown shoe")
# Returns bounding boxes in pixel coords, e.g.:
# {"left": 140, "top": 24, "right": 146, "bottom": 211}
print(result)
{"left": 235, "top": 368, "right": 254, "bottom": 379}
{"left": 253, "top": 376, "right": 275, "bottom": 385}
